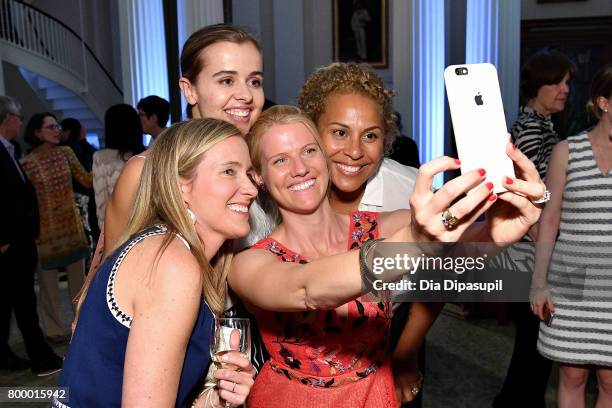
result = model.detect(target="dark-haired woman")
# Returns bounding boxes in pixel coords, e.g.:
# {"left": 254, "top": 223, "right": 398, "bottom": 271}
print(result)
{"left": 494, "top": 51, "right": 576, "bottom": 408}
{"left": 105, "top": 23, "right": 264, "bottom": 252}
{"left": 92, "top": 104, "right": 144, "bottom": 230}
{"left": 21, "top": 113, "right": 92, "bottom": 341}
{"left": 61, "top": 117, "right": 99, "bottom": 254}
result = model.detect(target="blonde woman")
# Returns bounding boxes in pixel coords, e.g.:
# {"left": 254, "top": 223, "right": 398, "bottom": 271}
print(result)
{"left": 58, "top": 119, "right": 257, "bottom": 407}
{"left": 229, "top": 106, "right": 546, "bottom": 408}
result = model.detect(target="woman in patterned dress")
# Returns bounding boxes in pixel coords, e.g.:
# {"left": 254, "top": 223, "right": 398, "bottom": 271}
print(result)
{"left": 229, "top": 106, "right": 547, "bottom": 407}
{"left": 531, "top": 66, "right": 612, "bottom": 407}
{"left": 21, "top": 112, "right": 92, "bottom": 341}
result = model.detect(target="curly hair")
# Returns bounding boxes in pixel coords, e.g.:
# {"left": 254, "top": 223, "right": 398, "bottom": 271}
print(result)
{"left": 297, "top": 62, "right": 398, "bottom": 153}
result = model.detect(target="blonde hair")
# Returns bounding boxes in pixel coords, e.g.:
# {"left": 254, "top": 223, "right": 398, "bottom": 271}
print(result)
{"left": 78, "top": 119, "right": 241, "bottom": 316}
{"left": 247, "top": 105, "right": 325, "bottom": 174}
{"left": 245, "top": 105, "right": 329, "bottom": 225}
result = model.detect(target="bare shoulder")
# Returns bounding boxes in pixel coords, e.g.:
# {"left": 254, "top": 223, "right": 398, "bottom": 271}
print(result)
{"left": 231, "top": 247, "right": 277, "bottom": 272}
{"left": 229, "top": 247, "right": 278, "bottom": 284}
{"left": 128, "top": 233, "right": 201, "bottom": 297}
{"left": 378, "top": 209, "right": 411, "bottom": 237}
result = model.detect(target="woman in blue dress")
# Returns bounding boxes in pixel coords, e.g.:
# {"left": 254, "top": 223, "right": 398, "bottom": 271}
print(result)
{"left": 57, "top": 119, "right": 258, "bottom": 407}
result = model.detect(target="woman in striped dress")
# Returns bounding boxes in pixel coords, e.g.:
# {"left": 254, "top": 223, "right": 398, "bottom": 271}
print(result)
{"left": 532, "top": 66, "right": 612, "bottom": 407}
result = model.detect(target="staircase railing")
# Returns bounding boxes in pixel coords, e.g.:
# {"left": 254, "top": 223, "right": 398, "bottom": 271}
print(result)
{"left": 0, "top": 0, "right": 122, "bottom": 118}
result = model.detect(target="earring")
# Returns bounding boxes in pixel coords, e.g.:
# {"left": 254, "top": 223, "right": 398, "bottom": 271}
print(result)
{"left": 186, "top": 208, "right": 196, "bottom": 225}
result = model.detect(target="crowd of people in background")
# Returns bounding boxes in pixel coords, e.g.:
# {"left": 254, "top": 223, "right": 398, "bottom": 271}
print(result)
{"left": 0, "top": 21, "right": 611, "bottom": 408}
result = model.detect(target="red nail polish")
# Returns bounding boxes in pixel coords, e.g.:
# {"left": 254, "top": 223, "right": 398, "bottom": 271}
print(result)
{"left": 478, "top": 168, "right": 486, "bottom": 177}
{"left": 488, "top": 193, "right": 497, "bottom": 202}
{"left": 486, "top": 182, "right": 494, "bottom": 190}
{"left": 505, "top": 177, "right": 514, "bottom": 185}
{"left": 454, "top": 159, "right": 461, "bottom": 165}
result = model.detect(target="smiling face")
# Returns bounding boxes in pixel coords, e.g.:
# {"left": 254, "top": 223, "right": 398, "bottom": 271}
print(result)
{"left": 532, "top": 72, "right": 571, "bottom": 116}
{"left": 316, "top": 92, "right": 384, "bottom": 198}
{"left": 35, "top": 116, "right": 61, "bottom": 146}
{"left": 259, "top": 122, "right": 329, "bottom": 214}
{"left": 181, "top": 135, "right": 258, "bottom": 241}
{"left": 180, "top": 41, "right": 264, "bottom": 135}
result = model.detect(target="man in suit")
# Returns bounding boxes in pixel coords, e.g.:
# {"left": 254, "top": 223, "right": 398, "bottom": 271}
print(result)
{"left": 0, "top": 95, "right": 62, "bottom": 375}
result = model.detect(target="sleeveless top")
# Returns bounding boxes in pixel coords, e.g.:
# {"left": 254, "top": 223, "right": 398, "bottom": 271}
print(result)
{"left": 246, "top": 211, "right": 397, "bottom": 407}
{"left": 538, "top": 132, "right": 612, "bottom": 366}
{"left": 57, "top": 225, "right": 214, "bottom": 407}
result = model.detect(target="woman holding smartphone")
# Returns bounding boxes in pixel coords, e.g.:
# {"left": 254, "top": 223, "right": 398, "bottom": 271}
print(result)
{"left": 297, "top": 63, "right": 437, "bottom": 405}
{"left": 230, "top": 105, "right": 546, "bottom": 408}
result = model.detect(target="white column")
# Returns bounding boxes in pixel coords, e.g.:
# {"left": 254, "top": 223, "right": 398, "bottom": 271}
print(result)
{"left": 177, "top": 0, "right": 223, "bottom": 54}
{"left": 118, "top": 0, "right": 169, "bottom": 106}
{"left": 272, "top": 0, "right": 304, "bottom": 104}
{"left": 465, "top": 0, "right": 521, "bottom": 126}
{"left": 392, "top": 0, "right": 412, "bottom": 142}
{"left": 395, "top": 0, "right": 446, "bottom": 186}
{"left": 175, "top": 0, "right": 223, "bottom": 117}
{"left": 498, "top": 1, "right": 521, "bottom": 126}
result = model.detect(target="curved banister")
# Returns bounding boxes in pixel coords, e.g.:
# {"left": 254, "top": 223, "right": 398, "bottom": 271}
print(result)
{"left": 0, "top": 0, "right": 122, "bottom": 95}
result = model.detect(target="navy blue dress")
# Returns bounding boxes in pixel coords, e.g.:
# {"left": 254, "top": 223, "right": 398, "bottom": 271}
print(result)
{"left": 55, "top": 225, "right": 214, "bottom": 407}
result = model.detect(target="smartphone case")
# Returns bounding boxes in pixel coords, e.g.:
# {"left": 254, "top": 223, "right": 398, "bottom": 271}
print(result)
{"left": 444, "top": 63, "right": 515, "bottom": 193}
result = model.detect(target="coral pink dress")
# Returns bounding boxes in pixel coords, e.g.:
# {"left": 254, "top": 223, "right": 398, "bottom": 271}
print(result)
{"left": 247, "top": 211, "right": 398, "bottom": 408}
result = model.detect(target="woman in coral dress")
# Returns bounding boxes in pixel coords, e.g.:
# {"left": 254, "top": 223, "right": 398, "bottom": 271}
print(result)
{"left": 229, "top": 106, "right": 547, "bottom": 407}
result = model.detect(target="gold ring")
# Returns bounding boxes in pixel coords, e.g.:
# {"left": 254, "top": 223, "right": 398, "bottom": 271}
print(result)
{"left": 441, "top": 209, "right": 459, "bottom": 229}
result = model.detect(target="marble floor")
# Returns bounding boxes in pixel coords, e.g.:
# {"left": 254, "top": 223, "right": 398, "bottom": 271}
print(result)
{"left": 0, "top": 284, "right": 600, "bottom": 407}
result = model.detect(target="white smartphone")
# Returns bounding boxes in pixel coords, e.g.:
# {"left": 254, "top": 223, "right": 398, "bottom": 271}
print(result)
{"left": 444, "top": 63, "right": 515, "bottom": 193}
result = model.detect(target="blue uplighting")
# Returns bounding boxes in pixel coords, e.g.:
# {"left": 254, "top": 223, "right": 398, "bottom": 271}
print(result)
{"left": 411, "top": 0, "right": 445, "bottom": 188}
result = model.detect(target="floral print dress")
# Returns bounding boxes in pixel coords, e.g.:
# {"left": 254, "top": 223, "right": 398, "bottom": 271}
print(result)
{"left": 247, "top": 211, "right": 398, "bottom": 408}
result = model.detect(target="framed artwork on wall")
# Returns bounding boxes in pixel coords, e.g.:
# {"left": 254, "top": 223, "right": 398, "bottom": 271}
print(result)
{"left": 333, "top": 0, "right": 388, "bottom": 68}
{"left": 521, "top": 17, "right": 612, "bottom": 137}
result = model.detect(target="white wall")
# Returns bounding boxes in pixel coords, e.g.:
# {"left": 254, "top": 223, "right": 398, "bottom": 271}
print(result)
{"left": 232, "top": 0, "right": 395, "bottom": 104}
{"left": 521, "top": 0, "right": 612, "bottom": 20}
{"left": 28, "top": 0, "right": 122, "bottom": 87}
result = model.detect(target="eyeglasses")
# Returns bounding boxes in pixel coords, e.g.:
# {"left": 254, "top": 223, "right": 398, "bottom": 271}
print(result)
{"left": 9, "top": 112, "right": 24, "bottom": 121}
{"left": 42, "top": 124, "right": 61, "bottom": 130}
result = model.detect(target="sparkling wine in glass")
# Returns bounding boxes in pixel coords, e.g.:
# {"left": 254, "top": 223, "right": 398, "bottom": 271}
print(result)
{"left": 210, "top": 318, "right": 251, "bottom": 371}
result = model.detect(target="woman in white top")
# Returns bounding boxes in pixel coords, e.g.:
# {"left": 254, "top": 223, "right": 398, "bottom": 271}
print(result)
{"left": 92, "top": 104, "right": 144, "bottom": 229}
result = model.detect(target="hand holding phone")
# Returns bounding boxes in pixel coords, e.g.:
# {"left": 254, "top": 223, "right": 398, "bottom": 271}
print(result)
{"left": 444, "top": 63, "right": 515, "bottom": 193}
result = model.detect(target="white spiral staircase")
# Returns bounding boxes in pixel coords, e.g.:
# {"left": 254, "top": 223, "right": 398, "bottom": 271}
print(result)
{"left": 0, "top": 0, "right": 123, "bottom": 138}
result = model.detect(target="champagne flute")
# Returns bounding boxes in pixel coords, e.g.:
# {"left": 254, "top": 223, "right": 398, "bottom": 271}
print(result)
{"left": 210, "top": 318, "right": 251, "bottom": 407}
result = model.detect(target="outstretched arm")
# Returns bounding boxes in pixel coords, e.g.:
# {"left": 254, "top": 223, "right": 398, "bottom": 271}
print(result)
{"left": 230, "top": 158, "right": 497, "bottom": 312}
